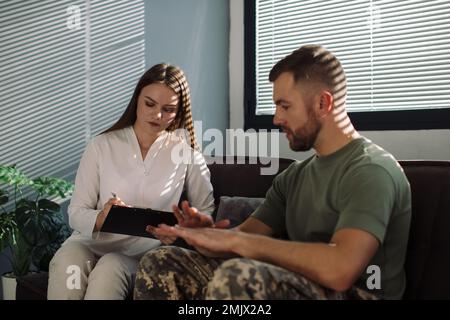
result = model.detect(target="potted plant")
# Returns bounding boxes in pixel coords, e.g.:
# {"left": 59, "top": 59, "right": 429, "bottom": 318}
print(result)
{"left": 0, "top": 164, "right": 73, "bottom": 300}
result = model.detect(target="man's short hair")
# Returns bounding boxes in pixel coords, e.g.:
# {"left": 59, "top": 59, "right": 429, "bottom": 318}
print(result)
{"left": 269, "top": 44, "right": 347, "bottom": 103}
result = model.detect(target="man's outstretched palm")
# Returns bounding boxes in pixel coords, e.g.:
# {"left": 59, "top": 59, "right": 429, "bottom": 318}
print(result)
{"left": 147, "top": 200, "right": 230, "bottom": 244}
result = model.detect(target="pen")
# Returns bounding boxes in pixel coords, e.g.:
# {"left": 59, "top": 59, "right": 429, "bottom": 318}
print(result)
{"left": 111, "top": 192, "right": 131, "bottom": 207}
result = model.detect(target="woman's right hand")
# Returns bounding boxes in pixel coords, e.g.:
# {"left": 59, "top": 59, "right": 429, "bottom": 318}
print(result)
{"left": 94, "top": 197, "right": 128, "bottom": 232}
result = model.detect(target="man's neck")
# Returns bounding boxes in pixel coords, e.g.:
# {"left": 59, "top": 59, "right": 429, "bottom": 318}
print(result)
{"left": 314, "top": 121, "right": 360, "bottom": 157}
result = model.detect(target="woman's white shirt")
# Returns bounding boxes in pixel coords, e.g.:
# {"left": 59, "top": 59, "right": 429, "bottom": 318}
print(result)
{"left": 65, "top": 126, "right": 215, "bottom": 259}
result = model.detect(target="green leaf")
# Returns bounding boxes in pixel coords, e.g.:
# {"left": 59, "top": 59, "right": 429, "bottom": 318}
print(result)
{"left": 15, "top": 200, "right": 40, "bottom": 247}
{"left": 0, "top": 164, "right": 74, "bottom": 275}
{"left": 38, "top": 199, "right": 60, "bottom": 213}
{"left": 0, "top": 189, "right": 8, "bottom": 205}
{"left": 31, "top": 177, "right": 74, "bottom": 198}
{"left": 32, "top": 220, "right": 70, "bottom": 271}
{"left": 0, "top": 165, "right": 32, "bottom": 187}
{"left": 10, "top": 231, "right": 32, "bottom": 277}
{"left": 0, "top": 211, "right": 18, "bottom": 252}
{"left": 15, "top": 198, "right": 64, "bottom": 248}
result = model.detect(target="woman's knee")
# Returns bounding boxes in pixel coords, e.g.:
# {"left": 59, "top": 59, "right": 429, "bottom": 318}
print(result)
{"left": 48, "top": 242, "right": 95, "bottom": 300}
{"left": 92, "top": 252, "right": 138, "bottom": 278}
{"left": 84, "top": 253, "right": 138, "bottom": 299}
{"left": 49, "top": 242, "right": 95, "bottom": 274}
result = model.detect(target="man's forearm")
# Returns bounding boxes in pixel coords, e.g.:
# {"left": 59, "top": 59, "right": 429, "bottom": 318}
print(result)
{"left": 231, "top": 233, "right": 355, "bottom": 292}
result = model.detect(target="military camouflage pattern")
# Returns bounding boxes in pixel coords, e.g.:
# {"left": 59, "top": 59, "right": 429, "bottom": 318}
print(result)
{"left": 134, "top": 246, "right": 378, "bottom": 300}
{"left": 134, "top": 246, "right": 222, "bottom": 300}
{"left": 205, "top": 258, "right": 378, "bottom": 300}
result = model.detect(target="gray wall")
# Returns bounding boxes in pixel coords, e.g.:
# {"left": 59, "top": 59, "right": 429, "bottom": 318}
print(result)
{"left": 145, "top": 0, "right": 230, "bottom": 148}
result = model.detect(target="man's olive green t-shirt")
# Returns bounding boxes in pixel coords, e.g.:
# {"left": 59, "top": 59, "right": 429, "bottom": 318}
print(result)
{"left": 252, "top": 137, "right": 411, "bottom": 300}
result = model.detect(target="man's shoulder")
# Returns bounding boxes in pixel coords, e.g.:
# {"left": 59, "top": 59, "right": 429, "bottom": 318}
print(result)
{"left": 283, "top": 156, "right": 315, "bottom": 175}
{"left": 348, "top": 138, "right": 408, "bottom": 185}
{"left": 270, "top": 157, "right": 316, "bottom": 190}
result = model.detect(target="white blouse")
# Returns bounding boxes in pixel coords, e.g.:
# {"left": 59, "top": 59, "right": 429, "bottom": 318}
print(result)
{"left": 65, "top": 126, "right": 215, "bottom": 259}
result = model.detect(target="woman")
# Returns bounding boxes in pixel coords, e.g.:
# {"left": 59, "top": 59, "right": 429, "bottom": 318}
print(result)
{"left": 47, "top": 63, "right": 215, "bottom": 299}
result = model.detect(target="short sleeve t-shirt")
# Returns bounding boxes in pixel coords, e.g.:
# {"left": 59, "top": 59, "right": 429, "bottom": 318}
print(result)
{"left": 252, "top": 137, "right": 411, "bottom": 299}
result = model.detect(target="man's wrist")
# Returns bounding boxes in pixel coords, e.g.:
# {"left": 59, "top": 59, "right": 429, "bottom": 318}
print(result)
{"left": 232, "top": 232, "right": 257, "bottom": 258}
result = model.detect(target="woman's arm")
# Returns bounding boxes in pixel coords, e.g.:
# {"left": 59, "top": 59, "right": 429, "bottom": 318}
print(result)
{"left": 68, "top": 140, "right": 102, "bottom": 237}
{"left": 184, "top": 150, "right": 215, "bottom": 215}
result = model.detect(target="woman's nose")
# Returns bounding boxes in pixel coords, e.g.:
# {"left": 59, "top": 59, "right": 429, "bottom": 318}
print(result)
{"left": 151, "top": 110, "right": 162, "bottom": 119}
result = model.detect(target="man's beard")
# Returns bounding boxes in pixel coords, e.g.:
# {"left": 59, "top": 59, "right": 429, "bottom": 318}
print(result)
{"left": 284, "top": 108, "right": 322, "bottom": 152}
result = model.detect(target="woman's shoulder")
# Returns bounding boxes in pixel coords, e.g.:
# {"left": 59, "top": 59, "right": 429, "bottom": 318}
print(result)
{"left": 165, "top": 129, "right": 192, "bottom": 148}
{"left": 81, "top": 127, "right": 131, "bottom": 157}
{"left": 90, "top": 126, "right": 131, "bottom": 146}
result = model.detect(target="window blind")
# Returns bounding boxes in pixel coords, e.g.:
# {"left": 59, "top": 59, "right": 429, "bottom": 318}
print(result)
{"left": 0, "top": 0, "right": 145, "bottom": 185}
{"left": 255, "top": 0, "right": 450, "bottom": 115}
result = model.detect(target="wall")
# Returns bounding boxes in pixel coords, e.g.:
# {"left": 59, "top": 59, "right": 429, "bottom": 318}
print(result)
{"left": 145, "top": 0, "right": 230, "bottom": 147}
{"left": 0, "top": 0, "right": 231, "bottom": 298}
{"left": 229, "top": 0, "right": 450, "bottom": 161}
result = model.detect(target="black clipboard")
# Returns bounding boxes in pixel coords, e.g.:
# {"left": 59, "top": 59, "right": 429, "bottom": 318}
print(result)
{"left": 100, "top": 205, "right": 178, "bottom": 238}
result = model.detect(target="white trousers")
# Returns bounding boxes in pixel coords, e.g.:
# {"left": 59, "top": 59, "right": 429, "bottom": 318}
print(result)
{"left": 47, "top": 241, "right": 138, "bottom": 300}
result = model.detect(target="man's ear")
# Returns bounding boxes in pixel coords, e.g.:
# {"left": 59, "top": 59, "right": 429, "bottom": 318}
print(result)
{"left": 317, "top": 91, "right": 333, "bottom": 118}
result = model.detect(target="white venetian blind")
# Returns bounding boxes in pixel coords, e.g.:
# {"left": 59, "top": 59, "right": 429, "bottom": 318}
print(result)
{"left": 0, "top": 0, "right": 145, "bottom": 182}
{"left": 255, "top": 0, "right": 450, "bottom": 115}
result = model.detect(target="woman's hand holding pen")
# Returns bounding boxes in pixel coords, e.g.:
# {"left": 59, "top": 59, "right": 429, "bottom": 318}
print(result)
{"left": 94, "top": 193, "right": 129, "bottom": 232}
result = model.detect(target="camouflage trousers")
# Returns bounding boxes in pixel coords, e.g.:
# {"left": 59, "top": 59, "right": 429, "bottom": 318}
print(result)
{"left": 133, "top": 246, "right": 378, "bottom": 300}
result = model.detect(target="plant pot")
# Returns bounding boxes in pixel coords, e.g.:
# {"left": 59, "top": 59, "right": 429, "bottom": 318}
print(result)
{"left": 2, "top": 272, "right": 17, "bottom": 300}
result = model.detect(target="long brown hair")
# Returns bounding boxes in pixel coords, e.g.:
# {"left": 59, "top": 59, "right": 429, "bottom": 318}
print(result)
{"left": 102, "top": 63, "right": 198, "bottom": 149}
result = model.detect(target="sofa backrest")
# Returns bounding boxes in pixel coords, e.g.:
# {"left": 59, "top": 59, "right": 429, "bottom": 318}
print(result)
{"left": 206, "top": 157, "right": 450, "bottom": 299}
{"left": 399, "top": 161, "right": 450, "bottom": 299}
{"left": 206, "top": 157, "right": 294, "bottom": 204}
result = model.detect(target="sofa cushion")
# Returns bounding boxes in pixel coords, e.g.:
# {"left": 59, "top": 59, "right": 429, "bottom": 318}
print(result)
{"left": 216, "top": 196, "right": 265, "bottom": 228}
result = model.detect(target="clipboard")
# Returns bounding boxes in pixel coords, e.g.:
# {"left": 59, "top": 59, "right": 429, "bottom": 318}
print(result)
{"left": 100, "top": 205, "right": 178, "bottom": 238}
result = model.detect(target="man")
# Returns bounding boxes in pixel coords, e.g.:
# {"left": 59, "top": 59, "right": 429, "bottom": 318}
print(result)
{"left": 134, "top": 45, "right": 411, "bottom": 300}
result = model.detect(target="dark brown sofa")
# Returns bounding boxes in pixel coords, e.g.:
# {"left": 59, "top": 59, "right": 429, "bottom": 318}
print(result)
{"left": 15, "top": 158, "right": 450, "bottom": 299}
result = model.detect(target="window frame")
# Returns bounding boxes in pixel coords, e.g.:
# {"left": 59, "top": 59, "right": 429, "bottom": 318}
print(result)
{"left": 244, "top": 0, "right": 450, "bottom": 131}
